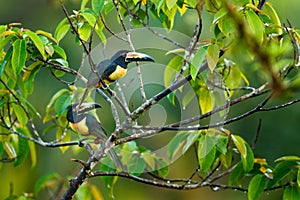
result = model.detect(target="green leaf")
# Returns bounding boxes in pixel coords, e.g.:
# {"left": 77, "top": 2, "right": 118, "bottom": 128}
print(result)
{"left": 54, "top": 93, "right": 73, "bottom": 115}
{"left": 104, "top": 1, "right": 114, "bottom": 14}
{"left": 50, "top": 58, "right": 68, "bottom": 67}
{"left": 78, "top": 23, "right": 92, "bottom": 42}
{"left": 54, "top": 18, "right": 70, "bottom": 43}
{"left": 80, "top": 12, "right": 106, "bottom": 43}
{"left": 81, "top": 0, "right": 89, "bottom": 10}
{"left": 34, "top": 173, "right": 60, "bottom": 195}
{"left": 89, "top": 183, "right": 103, "bottom": 200}
{"left": 263, "top": 2, "right": 282, "bottom": 35}
{"left": 191, "top": 47, "right": 207, "bottom": 80}
{"left": 92, "top": 0, "right": 105, "bottom": 14}
{"left": 163, "top": 6, "right": 177, "bottom": 30}
{"left": 76, "top": 182, "right": 93, "bottom": 200}
{"left": 231, "top": 134, "right": 246, "bottom": 158}
{"left": 99, "top": 158, "right": 118, "bottom": 198}
{"left": 36, "top": 30, "right": 57, "bottom": 43}
{"left": 12, "top": 39, "right": 27, "bottom": 74}
{"left": 297, "top": 168, "right": 300, "bottom": 188}
{"left": 53, "top": 45, "right": 67, "bottom": 60}
{"left": 248, "top": 174, "right": 266, "bottom": 200}
{"left": 0, "top": 45, "right": 13, "bottom": 76}
{"left": 267, "top": 161, "right": 297, "bottom": 189}
{"left": 185, "top": 0, "right": 197, "bottom": 8}
{"left": 3, "top": 141, "right": 17, "bottom": 159}
{"left": 0, "top": 34, "right": 15, "bottom": 51}
{"left": 122, "top": 141, "right": 138, "bottom": 152}
{"left": 283, "top": 185, "right": 300, "bottom": 200}
{"left": 26, "top": 31, "right": 47, "bottom": 59}
{"left": 183, "top": 131, "right": 201, "bottom": 152}
{"left": 212, "top": 8, "right": 228, "bottom": 24}
{"left": 18, "top": 95, "right": 41, "bottom": 119}
{"left": 23, "top": 64, "right": 41, "bottom": 95}
{"left": 28, "top": 135, "right": 37, "bottom": 167}
{"left": 220, "top": 149, "right": 232, "bottom": 169}
{"left": 168, "top": 131, "right": 188, "bottom": 161}
{"left": 218, "top": 13, "right": 236, "bottom": 37}
{"left": 228, "top": 162, "right": 244, "bottom": 186}
{"left": 245, "top": 9, "right": 265, "bottom": 44}
{"left": 182, "top": 87, "right": 196, "bottom": 108}
{"left": 56, "top": 127, "right": 71, "bottom": 153}
{"left": 23, "top": 61, "right": 42, "bottom": 82}
{"left": 0, "top": 141, "right": 3, "bottom": 157}
{"left": 289, "top": 75, "right": 300, "bottom": 90}
{"left": 166, "top": 0, "right": 177, "bottom": 10}
{"left": 167, "top": 131, "right": 200, "bottom": 161}
{"left": 12, "top": 104, "right": 28, "bottom": 126}
{"left": 121, "top": 141, "right": 140, "bottom": 171}
{"left": 224, "top": 64, "right": 242, "bottom": 95}
{"left": 206, "top": 44, "right": 219, "bottom": 71}
{"left": 0, "top": 142, "right": 3, "bottom": 168}
{"left": 215, "top": 134, "right": 228, "bottom": 154}
{"left": 199, "top": 86, "right": 214, "bottom": 114}
{"left": 94, "top": 25, "right": 106, "bottom": 44}
{"left": 205, "top": 0, "right": 222, "bottom": 12}
{"left": 242, "top": 143, "right": 254, "bottom": 172}
{"left": 155, "top": 157, "right": 169, "bottom": 178}
{"left": 141, "top": 152, "right": 156, "bottom": 170}
{"left": 198, "top": 135, "right": 216, "bottom": 174}
{"left": 275, "top": 156, "right": 300, "bottom": 162}
{"left": 167, "top": 91, "right": 176, "bottom": 106}
{"left": 81, "top": 12, "right": 97, "bottom": 27}
{"left": 14, "top": 131, "right": 29, "bottom": 167}
{"left": 45, "top": 43, "right": 54, "bottom": 56}
{"left": 46, "top": 89, "right": 70, "bottom": 114}
{"left": 132, "top": 0, "right": 140, "bottom": 5}
{"left": 49, "top": 58, "right": 69, "bottom": 78}
{"left": 0, "top": 25, "right": 5, "bottom": 33}
{"left": 164, "top": 55, "right": 183, "bottom": 88}
{"left": 232, "top": 135, "right": 254, "bottom": 172}
{"left": 129, "top": 155, "right": 146, "bottom": 175}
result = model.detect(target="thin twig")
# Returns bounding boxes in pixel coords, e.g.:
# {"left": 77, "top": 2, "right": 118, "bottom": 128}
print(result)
{"left": 100, "top": 13, "right": 128, "bottom": 42}
{"left": 251, "top": 119, "right": 262, "bottom": 150}
{"left": 257, "top": 0, "right": 267, "bottom": 9}
{"left": 120, "top": 4, "right": 185, "bottom": 49}
{"left": 260, "top": 98, "right": 300, "bottom": 111}
{"left": 95, "top": 88, "right": 121, "bottom": 127}
{"left": 128, "top": 93, "right": 273, "bottom": 132}
{"left": 61, "top": 4, "right": 90, "bottom": 56}
{"left": 61, "top": 2, "right": 109, "bottom": 102}
{"left": 118, "top": 0, "right": 147, "bottom": 101}
{"left": 90, "top": 170, "right": 278, "bottom": 193}
{"left": 115, "top": 82, "right": 130, "bottom": 114}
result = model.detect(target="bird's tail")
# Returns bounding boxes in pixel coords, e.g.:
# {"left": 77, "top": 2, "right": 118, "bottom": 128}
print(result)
{"left": 85, "top": 142, "right": 125, "bottom": 171}
{"left": 108, "top": 148, "right": 126, "bottom": 172}
{"left": 78, "top": 87, "right": 89, "bottom": 107}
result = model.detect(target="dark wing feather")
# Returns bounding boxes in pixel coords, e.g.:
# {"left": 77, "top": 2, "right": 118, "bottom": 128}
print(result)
{"left": 86, "top": 59, "right": 117, "bottom": 87}
{"left": 85, "top": 114, "right": 107, "bottom": 141}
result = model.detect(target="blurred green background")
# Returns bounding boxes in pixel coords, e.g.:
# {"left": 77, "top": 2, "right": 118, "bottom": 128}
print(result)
{"left": 0, "top": 0, "right": 300, "bottom": 199}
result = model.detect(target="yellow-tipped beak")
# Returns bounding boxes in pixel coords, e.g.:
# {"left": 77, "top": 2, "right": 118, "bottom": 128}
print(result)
{"left": 125, "top": 52, "right": 155, "bottom": 62}
{"left": 77, "top": 102, "right": 101, "bottom": 114}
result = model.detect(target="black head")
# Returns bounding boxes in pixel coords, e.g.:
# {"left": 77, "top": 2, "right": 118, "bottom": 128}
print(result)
{"left": 66, "top": 103, "right": 101, "bottom": 123}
